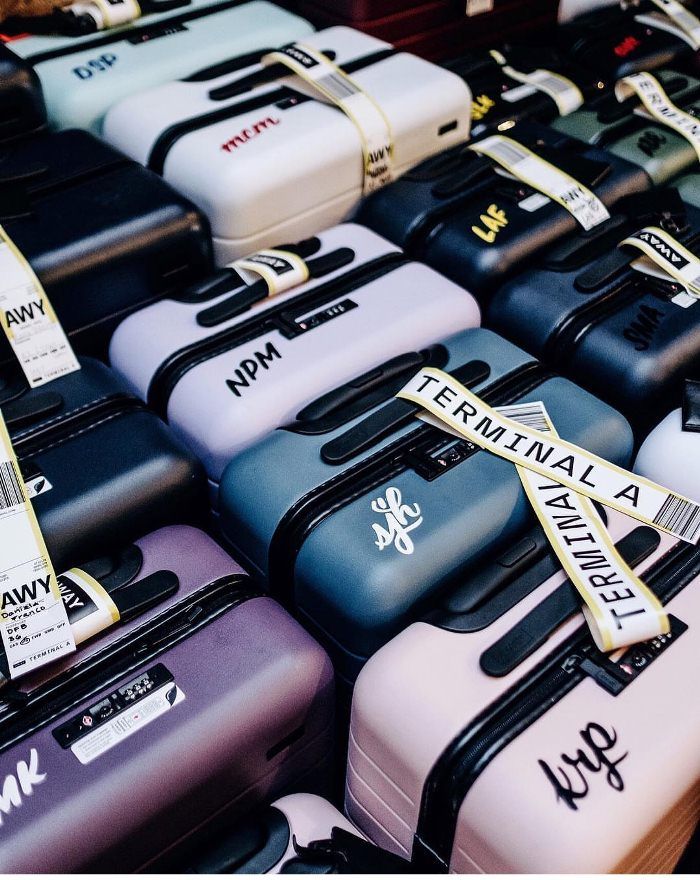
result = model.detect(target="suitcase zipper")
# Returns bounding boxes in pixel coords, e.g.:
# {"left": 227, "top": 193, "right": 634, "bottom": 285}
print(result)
{"left": 0, "top": 575, "right": 258, "bottom": 753}
{"left": 146, "top": 252, "right": 408, "bottom": 416}
{"left": 147, "top": 48, "right": 396, "bottom": 174}
{"left": 412, "top": 537, "right": 700, "bottom": 872}
{"left": 267, "top": 361, "right": 552, "bottom": 606}
{"left": 25, "top": 0, "right": 249, "bottom": 65}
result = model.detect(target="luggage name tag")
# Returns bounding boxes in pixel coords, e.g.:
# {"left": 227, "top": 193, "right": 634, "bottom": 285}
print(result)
{"left": 64, "top": 0, "right": 142, "bottom": 30}
{"left": 56, "top": 569, "right": 121, "bottom": 644}
{"left": 489, "top": 50, "right": 584, "bottom": 116}
{"left": 233, "top": 248, "right": 310, "bottom": 297}
{"left": 398, "top": 367, "right": 700, "bottom": 545}
{"left": 635, "top": 0, "right": 700, "bottom": 50}
{"left": 468, "top": 135, "right": 610, "bottom": 231}
{"left": 620, "top": 224, "right": 700, "bottom": 305}
{"left": 260, "top": 43, "right": 395, "bottom": 195}
{"left": 615, "top": 73, "right": 700, "bottom": 163}
{"left": 0, "top": 226, "right": 80, "bottom": 389}
{"left": 0, "top": 410, "right": 75, "bottom": 679}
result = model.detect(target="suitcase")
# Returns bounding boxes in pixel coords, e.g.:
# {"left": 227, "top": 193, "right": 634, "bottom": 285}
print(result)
{"left": 0, "top": 527, "right": 335, "bottom": 872}
{"left": 173, "top": 793, "right": 408, "bottom": 873}
{"left": 0, "top": 0, "right": 312, "bottom": 133}
{"left": 675, "top": 169, "right": 700, "bottom": 207}
{"left": 557, "top": 0, "right": 618, "bottom": 22}
{"left": 355, "top": 122, "right": 650, "bottom": 301}
{"left": 552, "top": 69, "right": 700, "bottom": 187}
{"left": 0, "top": 356, "right": 207, "bottom": 572}
{"left": 0, "top": 127, "right": 212, "bottom": 360}
{"left": 108, "top": 223, "right": 481, "bottom": 491}
{"left": 443, "top": 47, "right": 598, "bottom": 140}
{"left": 634, "top": 380, "right": 700, "bottom": 501}
{"left": 346, "top": 506, "right": 700, "bottom": 871}
{"left": 101, "top": 27, "right": 472, "bottom": 263}
{"left": 218, "top": 327, "right": 634, "bottom": 688}
{"left": 554, "top": 1, "right": 700, "bottom": 80}
{"left": 0, "top": 44, "right": 46, "bottom": 143}
{"left": 487, "top": 190, "right": 700, "bottom": 436}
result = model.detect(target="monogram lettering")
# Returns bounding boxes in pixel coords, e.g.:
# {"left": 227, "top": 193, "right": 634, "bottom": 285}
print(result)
{"left": 371, "top": 487, "right": 423, "bottom": 555}
{"left": 221, "top": 117, "right": 280, "bottom": 153}
{"left": 471, "top": 204, "right": 508, "bottom": 243}
{"left": 0, "top": 749, "right": 46, "bottom": 826}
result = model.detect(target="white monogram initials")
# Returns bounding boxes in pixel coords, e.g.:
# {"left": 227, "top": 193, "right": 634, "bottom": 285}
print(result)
{"left": 371, "top": 487, "right": 423, "bottom": 555}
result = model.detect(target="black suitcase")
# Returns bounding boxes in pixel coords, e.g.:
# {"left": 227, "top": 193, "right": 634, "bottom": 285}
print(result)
{"left": 0, "top": 43, "right": 46, "bottom": 143}
{"left": 0, "top": 356, "right": 207, "bottom": 571}
{"left": 354, "top": 122, "right": 650, "bottom": 301}
{"left": 487, "top": 188, "right": 700, "bottom": 436}
{"left": 0, "top": 127, "right": 212, "bottom": 360}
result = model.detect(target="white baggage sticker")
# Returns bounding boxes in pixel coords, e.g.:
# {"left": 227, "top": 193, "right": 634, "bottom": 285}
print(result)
{"left": 621, "top": 225, "right": 700, "bottom": 298}
{"left": 636, "top": 0, "right": 700, "bottom": 50}
{"left": 422, "top": 400, "right": 669, "bottom": 651}
{"left": 397, "top": 367, "right": 700, "bottom": 544}
{"left": 233, "top": 248, "right": 310, "bottom": 297}
{"left": 0, "top": 412, "right": 74, "bottom": 679}
{"left": 468, "top": 135, "right": 610, "bottom": 230}
{"left": 0, "top": 226, "right": 80, "bottom": 389}
{"left": 489, "top": 50, "right": 584, "bottom": 116}
{"left": 615, "top": 73, "right": 700, "bottom": 163}
{"left": 261, "top": 43, "right": 394, "bottom": 195}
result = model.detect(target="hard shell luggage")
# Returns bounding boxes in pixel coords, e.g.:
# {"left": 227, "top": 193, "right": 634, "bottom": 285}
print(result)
{"left": 0, "top": 127, "right": 212, "bottom": 360}
{"left": 346, "top": 506, "right": 700, "bottom": 872}
{"left": 635, "top": 380, "right": 700, "bottom": 500}
{"left": 218, "top": 327, "right": 633, "bottom": 687}
{"left": 0, "top": 356, "right": 207, "bottom": 572}
{"left": 487, "top": 190, "right": 700, "bottom": 435}
{"left": 108, "top": 223, "right": 481, "bottom": 491}
{"left": 0, "top": 44, "right": 46, "bottom": 143}
{"left": 555, "top": 1, "right": 700, "bottom": 80}
{"left": 355, "top": 122, "right": 650, "bottom": 301}
{"left": 552, "top": 69, "right": 700, "bottom": 186}
{"left": 0, "top": 0, "right": 312, "bottom": 133}
{"left": 102, "top": 27, "right": 472, "bottom": 263}
{"left": 675, "top": 169, "right": 700, "bottom": 207}
{"left": 175, "top": 793, "right": 408, "bottom": 873}
{"left": 0, "top": 528, "right": 335, "bottom": 872}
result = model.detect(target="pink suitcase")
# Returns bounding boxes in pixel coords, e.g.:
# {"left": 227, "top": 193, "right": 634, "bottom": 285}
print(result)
{"left": 346, "top": 506, "right": 700, "bottom": 872}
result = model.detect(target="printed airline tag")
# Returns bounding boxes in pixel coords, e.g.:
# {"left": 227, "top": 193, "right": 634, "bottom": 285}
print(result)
{"left": 57, "top": 569, "right": 120, "bottom": 644}
{"left": 68, "top": 0, "right": 142, "bottom": 29}
{"left": 490, "top": 50, "right": 584, "bottom": 116}
{"left": 397, "top": 367, "right": 700, "bottom": 543}
{"left": 233, "top": 249, "right": 310, "bottom": 297}
{"left": 636, "top": 0, "right": 700, "bottom": 50}
{"left": 0, "top": 227, "right": 80, "bottom": 389}
{"left": 423, "top": 400, "right": 669, "bottom": 650}
{"left": 620, "top": 225, "right": 700, "bottom": 297}
{"left": 615, "top": 73, "right": 700, "bottom": 163}
{"left": 468, "top": 136, "right": 610, "bottom": 230}
{"left": 0, "top": 412, "right": 74, "bottom": 678}
{"left": 261, "top": 43, "right": 394, "bottom": 195}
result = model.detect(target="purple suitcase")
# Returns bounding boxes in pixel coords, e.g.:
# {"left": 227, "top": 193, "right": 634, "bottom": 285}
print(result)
{"left": 0, "top": 525, "right": 335, "bottom": 872}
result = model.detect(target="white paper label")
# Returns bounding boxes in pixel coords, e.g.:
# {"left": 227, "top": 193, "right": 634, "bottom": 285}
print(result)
{"left": 501, "top": 83, "right": 540, "bottom": 103}
{"left": 500, "top": 65, "right": 583, "bottom": 115}
{"left": 0, "top": 227, "right": 80, "bottom": 389}
{"left": 233, "top": 249, "right": 309, "bottom": 297}
{"left": 466, "top": 0, "right": 494, "bottom": 15}
{"left": 468, "top": 135, "right": 610, "bottom": 230}
{"left": 67, "top": 0, "right": 141, "bottom": 29}
{"left": 71, "top": 682, "right": 185, "bottom": 765}
{"left": 636, "top": 0, "right": 700, "bottom": 50}
{"left": 518, "top": 192, "right": 551, "bottom": 212}
{"left": 0, "top": 413, "right": 74, "bottom": 678}
{"left": 261, "top": 43, "right": 394, "bottom": 195}
{"left": 621, "top": 225, "right": 700, "bottom": 297}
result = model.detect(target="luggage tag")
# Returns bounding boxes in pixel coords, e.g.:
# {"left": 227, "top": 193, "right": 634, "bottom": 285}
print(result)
{"left": 396, "top": 368, "right": 700, "bottom": 650}
{"left": 620, "top": 223, "right": 700, "bottom": 305}
{"left": 61, "top": 0, "right": 142, "bottom": 31}
{"left": 260, "top": 43, "right": 395, "bottom": 195}
{"left": 468, "top": 135, "right": 610, "bottom": 231}
{"left": 0, "top": 226, "right": 80, "bottom": 389}
{"left": 635, "top": 0, "right": 700, "bottom": 50}
{"left": 489, "top": 50, "right": 584, "bottom": 116}
{"left": 233, "top": 249, "right": 310, "bottom": 298}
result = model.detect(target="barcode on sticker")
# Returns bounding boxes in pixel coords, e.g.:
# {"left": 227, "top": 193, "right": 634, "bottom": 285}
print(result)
{"left": 317, "top": 72, "right": 358, "bottom": 101}
{"left": 497, "top": 402, "right": 551, "bottom": 433}
{"left": 541, "top": 77, "right": 575, "bottom": 96}
{"left": 0, "top": 460, "right": 23, "bottom": 510}
{"left": 483, "top": 139, "right": 528, "bottom": 166}
{"left": 653, "top": 495, "right": 700, "bottom": 542}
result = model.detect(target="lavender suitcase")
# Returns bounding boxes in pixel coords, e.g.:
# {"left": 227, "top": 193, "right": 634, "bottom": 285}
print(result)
{"left": 108, "top": 223, "right": 481, "bottom": 494}
{"left": 347, "top": 507, "right": 700, "bottom": 871}
{"left": 0, "top": 526, "right": 335, "bottom": 872}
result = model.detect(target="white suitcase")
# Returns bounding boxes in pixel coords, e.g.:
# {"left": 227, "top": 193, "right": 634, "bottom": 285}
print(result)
{"left": 346, "top": 506, "right": 700, "bottom": 872}
{"left": 102, "top": 26, "right": 472, "bottom": 263}
{"left": 108, "top": 222, "right": 481, "bottom": 490}
{"left": 3, "top": 0, "right": 312, "bottom": 133}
